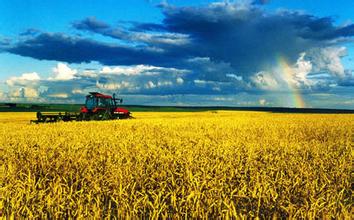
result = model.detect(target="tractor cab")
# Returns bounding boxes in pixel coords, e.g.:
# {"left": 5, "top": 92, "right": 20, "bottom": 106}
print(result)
{"left": 85, "top": 93, "right": 113, "bottom": 110}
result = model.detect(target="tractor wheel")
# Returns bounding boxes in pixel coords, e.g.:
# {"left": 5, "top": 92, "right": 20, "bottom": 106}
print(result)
{"left": 80, "top": 113, "right": 90, "bottom": 121}
{"left": 102, "top": 111, "right": 112, "bottom": 120}
{"left": 90, "top": 114, "right": 98, "bottom": 121}
{"left": 77, "top": 113, "right": 84, "bottom": 121}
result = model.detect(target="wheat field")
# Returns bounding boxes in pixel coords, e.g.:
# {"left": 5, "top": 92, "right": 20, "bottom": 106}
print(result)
{"left": 0, "top": 111, "right": 353, "bottom": 219}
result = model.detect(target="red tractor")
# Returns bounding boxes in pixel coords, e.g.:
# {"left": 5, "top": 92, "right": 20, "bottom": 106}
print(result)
{"left": 32, "top": 92, "right": 132, "bottom": 123}
{"left": 80, "top": 92, "right": 131, "bottom": 120}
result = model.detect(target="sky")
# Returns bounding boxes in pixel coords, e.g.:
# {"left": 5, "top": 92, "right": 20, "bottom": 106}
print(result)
{"left": 0, "top": 0, "right": 353, "bottom": 108}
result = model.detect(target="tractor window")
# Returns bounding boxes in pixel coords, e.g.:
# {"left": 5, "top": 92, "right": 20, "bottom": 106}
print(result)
{"left": 98, "top": 98, "right": 110, "bottom": 107}
{"left": 86, "top": 97, "right": 96, "bottom": 110}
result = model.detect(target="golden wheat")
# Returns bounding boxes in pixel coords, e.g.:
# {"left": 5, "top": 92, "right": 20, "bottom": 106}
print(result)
{"left": 0, "top": 111, "right": 353, "bottom": 218}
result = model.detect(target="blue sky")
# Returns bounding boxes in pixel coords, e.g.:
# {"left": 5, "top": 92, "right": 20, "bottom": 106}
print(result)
{"left": 0, "top": 0, "right": 353, "bottom": 108}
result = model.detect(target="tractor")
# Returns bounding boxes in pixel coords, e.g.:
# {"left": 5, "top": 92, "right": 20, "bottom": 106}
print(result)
{"left": 31, "top": 92, "right": 132, "bottom": 123}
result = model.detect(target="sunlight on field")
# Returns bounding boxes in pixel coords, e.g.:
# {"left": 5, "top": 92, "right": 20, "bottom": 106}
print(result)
{"left": 1, "top": 111, "right": 353, "bottom": 218}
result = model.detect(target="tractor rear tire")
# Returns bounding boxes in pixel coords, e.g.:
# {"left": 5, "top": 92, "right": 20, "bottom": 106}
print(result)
{"left": 102, "top": 111, "right": 112, "bottom": 120}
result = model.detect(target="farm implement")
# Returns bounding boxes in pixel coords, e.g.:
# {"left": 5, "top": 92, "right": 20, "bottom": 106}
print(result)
{"left": 31, "top": 92, "right": 132, "bottom": 123}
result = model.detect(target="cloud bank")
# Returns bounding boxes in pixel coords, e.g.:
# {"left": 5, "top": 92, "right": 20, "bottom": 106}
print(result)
{"left": 1, "top": 1, "right": 353, "bottom": 107}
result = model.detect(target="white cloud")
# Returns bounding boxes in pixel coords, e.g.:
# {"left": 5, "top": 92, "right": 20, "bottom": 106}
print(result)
{"left": 309, "top": 47, "right": 347, "bottom": 77}
{"left": 194, "top": 79, "right": 207, "bottom": 85}
{"left": 79, "top": 69, "right": 97, "bottom": 78}
{"left": 23, "top": 87, "right": 39, "bottom": 98}
{"left": 100, "top": 64, "right": 189, "bottom": 76}
{"left": 343, "top": 100, "right": 354, "bottom": 105}
{"left": 176, "top": 77, "right": 184, "bottom": 84}
{"left": 251, "top": 71, "right": 279, "bottom": 90}
{"left": 275, "top": 49, "right": 350, "bottom": 90}
{"left": 72, "top": 89, "right": 84, "bottom": 94}
{"left": 157, "top": 81, "right": 173, "bottom": 87}
{"left": 50, "top": 63, "right": 77, "bottom": 80}
{"left": 6, "top": 72, "right": 40, "bottom": 86}
{"left": 226, "top": 74, "right": 243, "bottom": 81}
{"left": 129, "top": 32, "right": 191, "bottom": 46}
{"left": 259, "top": 99, "right": 266, "bottom": 106}
{"left": 212, "top": 97, "right": 233, "bottom": 101}
{"left": 100, "top": 65, "right": 156, "bottom": 75}
{"left": 3, "top": 61, "right": 194, "bottom": 103}
{"left": 9, "top": 87, "right": 39, "bottom": 98}
{"left": 277, "top": 53, "right": 314, "bottom": 89}
{"left": 212, "top": 86, "right": 221, "bottom": 91}
{"left": 96, "top": 80, "right": 132, "bottom": 90}
{"left": 145, "top": 81, "right": 156, "bottom": 89}
{"left": 47, "top": 93, "right": 69, "bottom": 98}
{"left": 292, "top": 53, "right": 313, "bottom": 86}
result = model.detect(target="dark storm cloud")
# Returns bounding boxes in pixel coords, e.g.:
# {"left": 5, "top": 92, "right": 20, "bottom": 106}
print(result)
{"left": 1, "top": 1, "right": 354, "bottom": 96}
{"left": 290, "top": 16, "right": 354, "bottom": 40}
{"left": 5, "top": 32, "right": 184, "bottom": 66}
{"left": 73, "top": 17, "right": 167, "bottom": 38}
{"left": 4, "top": 2, "right": 353, "bottom": 75}
{"left": 73, "top": 17, "right": 131, "bottom": 41}
{"left": 72, "top": 17, "right": 192, "bottom": 48}
{"left": 158, "top": 3, "right": 353, "bottom": 74}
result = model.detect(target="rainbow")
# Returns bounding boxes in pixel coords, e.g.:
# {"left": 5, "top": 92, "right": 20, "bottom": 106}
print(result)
{"left": 277, "top": 56, "right": 306, "bottom": 108}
